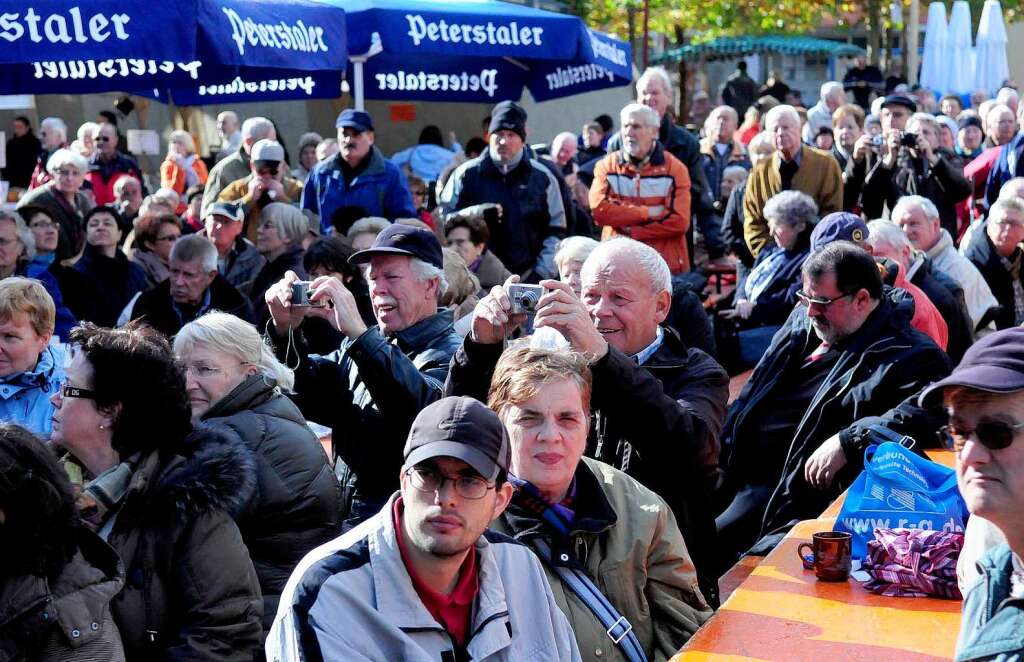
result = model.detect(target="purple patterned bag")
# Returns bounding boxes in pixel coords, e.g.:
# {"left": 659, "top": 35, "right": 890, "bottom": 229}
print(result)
{"left": 861, "top": 528, "right": 964, "bottom": 599}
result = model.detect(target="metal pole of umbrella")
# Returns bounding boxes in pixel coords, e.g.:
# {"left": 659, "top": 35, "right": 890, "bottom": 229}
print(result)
{"left": 908, "top": 0, "right": 920, "bottom": 85}
{"left": 348, "top": 32, "right": 382, "bottom": 111}
{"left": 642, "top": 0, "right": 650, "bottom": 69}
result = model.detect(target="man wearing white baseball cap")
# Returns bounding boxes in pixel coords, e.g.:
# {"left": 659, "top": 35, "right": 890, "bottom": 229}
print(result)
{"left": 218, "top": 138, "right": 304, "bottom": 242}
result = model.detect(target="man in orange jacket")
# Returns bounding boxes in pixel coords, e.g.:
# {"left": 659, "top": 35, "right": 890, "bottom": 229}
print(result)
{"left": 590, "top": 103, "right": 693, "bottom": 274}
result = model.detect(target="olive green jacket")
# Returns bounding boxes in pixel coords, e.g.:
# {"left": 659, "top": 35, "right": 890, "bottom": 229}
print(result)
{"left": 491, "top": 458, "right": 712, "bottom": 661}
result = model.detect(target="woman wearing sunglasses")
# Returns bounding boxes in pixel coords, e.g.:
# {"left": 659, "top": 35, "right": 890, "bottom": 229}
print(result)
{"left": 915, "top": 327, "right": 1024, "bottom": 661}
{"left": 49, "top": 322, "right": 263, "bottom": 660}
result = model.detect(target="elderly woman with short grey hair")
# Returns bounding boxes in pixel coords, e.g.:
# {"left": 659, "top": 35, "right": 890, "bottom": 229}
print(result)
{"left": 251, "top": 202, "right": 309, "bottom": 323}
{"left": 717, "top": 190, "right": 817, "bottom": 372}
{"left": 17, "top": 148, "right": 93, "bottom": 260}
{"left": 173, "top": 311, "right": 340, "bottom": 632}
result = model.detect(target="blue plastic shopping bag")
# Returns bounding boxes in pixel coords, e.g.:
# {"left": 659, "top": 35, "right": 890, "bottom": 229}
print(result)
{"left": 835, "top": 441, "right": 969, "bottom": 559}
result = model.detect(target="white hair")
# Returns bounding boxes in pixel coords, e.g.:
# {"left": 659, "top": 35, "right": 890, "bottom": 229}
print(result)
{"left": 241, "top": 117, "right": 275, "bottom": 142}
{"left": 77, "top": 121, "right": 98, "bottom": 142}
{"left": 763, "top": 190, "right": 818, "bottom": 227}
{"left": 409, "top": 257, "right": 449, "bottom": 298}
{"left": 260, "top": 203, "right": 308, "bottom": 246}
{"left": 217, "top": 110, "right": 239, "bottom": 124}
{"left": 40, "top": 117, "right": 67, "bottom": 142}
{"left": 708, "top": 105, "right": 739, "bottom": 126}
{"left": 636, "top": 66, "right": 674, "bottom": 101}
{"left": 987, "top": 104, "right": 1014, "bottom": 127}
{"left": 891, "top": 194, "right": 940, "bottom": 223}
{"left": 0, "top": 210, "right": 34, "bottom": 259}
{"left": 907, "top": 112, "right": 939, "bottom": 135}
{"left": 996, "top": 177, "right": 1024, "bottom": 201}
{"left": 347, "top": 216, "right": 391, "bottom": 240}
{"left": 551, "top": 132, "right": 576, "bottom": 154}
{"left": 168, "top": 129, "right": 196, "bottom": 155}
{"left": 821, "top": 81, "right": 844, "bottom": 101}
{"left": 170, "top": 234, "right": 218, "bottom": 272}
{"left": 553, "top": 236, "right": 599, "bottom": 270}
{"left": 996, "top": 87, "right": 1019, "bottom": 106}
{"left": 989, "top": 196, "right": 1024, "bottom": 221}
{"left": 45, "top": 148, "right": 88, "bottom": 175}
{"left": 583, "top": 237, "right": 672, "bottom": 294}
{"left": 113, "top": 176, "right": 142, "bottom": 196}
{"left": 764, "top": 104, "right": 800, "bottom": 130}
{"left": 153, "top": 188, "right": 181, "bottom": 207}
{"left": 620, "top": 103, "right": 660, "bottom": 129}
{"left": 866, "top": 219, "right": 912, "bottom": 254}
{"left": 173, "top": 311, "right": 295, "bottom": 392}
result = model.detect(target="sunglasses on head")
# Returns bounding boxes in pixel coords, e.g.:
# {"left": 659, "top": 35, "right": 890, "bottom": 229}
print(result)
{"left": 941, "top": 420, "right": 1024, "bottom": 452}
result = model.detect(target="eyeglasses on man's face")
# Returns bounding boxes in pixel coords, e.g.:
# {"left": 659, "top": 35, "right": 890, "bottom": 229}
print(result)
{"left": 405, "top": 465, "right": 494, "bottom": 500}
{"left": 795, "top": 289, "right": 855, "bottom": 308}
{"left": 942, "top": 420, "right": 1024, "bottom": 452}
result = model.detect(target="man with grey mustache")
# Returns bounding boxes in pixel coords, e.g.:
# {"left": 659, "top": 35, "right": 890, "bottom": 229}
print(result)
{"left": 264, "top": 224, "right": 462, "bottom": 531}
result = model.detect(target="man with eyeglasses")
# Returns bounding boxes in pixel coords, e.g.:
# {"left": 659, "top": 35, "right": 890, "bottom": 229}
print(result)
{"left": 84, "top": 122, "right": 142, "bottom": 206}
{"left": 218, "top": 139, "right": 303, "bottom": 243}
{"left": 268, "top": 396, "right": 580, "bottom": 661}
{"left": 912, "top": 327, "right": 1024, "bottom": 660}
{"left": 716, "top": 241, "right": 949, "bottom": 569}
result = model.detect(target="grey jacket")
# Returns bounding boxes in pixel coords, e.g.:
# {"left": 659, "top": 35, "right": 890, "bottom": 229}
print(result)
{"left": 201, "top": 146, "right": 251, "bottom": 218}
{"left": 267, "top": 493, "right": 581, "bottom": 661}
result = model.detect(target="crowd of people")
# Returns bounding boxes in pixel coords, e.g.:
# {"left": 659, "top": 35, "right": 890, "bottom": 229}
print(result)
{"left": 2, "top": 57, "right": 1024, "bottom": 661}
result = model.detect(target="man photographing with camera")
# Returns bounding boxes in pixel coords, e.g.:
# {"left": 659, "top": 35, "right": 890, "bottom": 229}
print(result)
{"left": 860, "top": 99, "right": 972, "bottom": 236}
{"left": 264, "top": 224, "right": 461, "bottom": 530}
{"left": 446, "top": 238, "right": 728, "bottom": 605}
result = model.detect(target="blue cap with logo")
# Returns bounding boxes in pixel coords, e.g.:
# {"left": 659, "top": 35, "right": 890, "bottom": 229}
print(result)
{"left": 810, "top": 212, "right": 870, "bottom": 253}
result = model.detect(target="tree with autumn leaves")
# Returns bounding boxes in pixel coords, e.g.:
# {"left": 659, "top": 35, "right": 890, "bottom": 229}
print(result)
{"left": 569, "top": 0, "right": 1023, "bottom": 67}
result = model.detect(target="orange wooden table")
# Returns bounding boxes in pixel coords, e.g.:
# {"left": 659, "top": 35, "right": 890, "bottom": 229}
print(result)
{"left": 673, "top": 450, "right": 960, "bottom": 661}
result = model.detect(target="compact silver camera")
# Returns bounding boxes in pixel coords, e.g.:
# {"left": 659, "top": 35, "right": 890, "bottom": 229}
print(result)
{"left": 291, "top": 281, "right": 324, "bottom": 308}
{"left": 508, "top": 283, "right": 544, "bottom": 314}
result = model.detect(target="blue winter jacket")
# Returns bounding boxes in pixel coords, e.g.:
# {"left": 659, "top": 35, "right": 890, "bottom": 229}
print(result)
{"left": 955, "top": 542, "right": 1024, "bottom": 661}
{"left": 0, "top": 341, "right": 64, "bottom": 439}
{"left": 21, "top": 258, "right": 76, "bottom": 341}
{"left": 985, "top": 132, "right": 1024, "bottom": 205}
{"left": 390, "top": 143, "right": 459, "bottom": 182}
{"left": 302, "top": 147, "right": 417, "bottom": 234}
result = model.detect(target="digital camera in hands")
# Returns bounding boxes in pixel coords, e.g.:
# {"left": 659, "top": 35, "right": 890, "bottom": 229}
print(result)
{"left": 291, "top": 281, "right": 325, "bottom": 308}
{"left": 507, "top": 283, "right": 545, "bottom": 315}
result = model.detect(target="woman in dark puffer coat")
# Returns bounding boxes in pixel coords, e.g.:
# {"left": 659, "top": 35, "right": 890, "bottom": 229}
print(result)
{"left": 174, "top": 311, "right": 341, "bottom": 631}
{"left": 49, "top": 323, "right": 263, "bottom": 661}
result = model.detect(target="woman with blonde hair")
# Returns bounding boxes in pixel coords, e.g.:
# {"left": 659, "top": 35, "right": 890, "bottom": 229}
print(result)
{"left": 173, "top": 311, "right": 340, "bottom": 632}
{"left": 160, "top": 130, "right": 208, "bottom": 211}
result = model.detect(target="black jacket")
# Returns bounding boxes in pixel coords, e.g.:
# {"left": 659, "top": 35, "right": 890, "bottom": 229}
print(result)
{"left": 72, "top": 244, "right": 147, "bottom": 327}
{"left": 445, "top": 328, "right": 729, "bottom": 607}
{"left": 906, "top": 255, "right": 974, "bottom": 363}
{"left": 862, "top": 148, "right": 972, "bottom": 238}
{"left": 441, "top": 149, "right": 566, "bottom": 278}
{"left": 722, "top": 290, "right": 950, "bottom": 549}
{"left": 4, "top": 131, "right": 41, "bottom": 189}
{"left": 107, "top": 426, "right": 263, "bottom": 660}
{"left": 722, "top": 182, "right": 754, "bottom": 268}
{"left": 0, "top": 529, "right": 125, "bottom": 662}
{"left": 273, "top": 311, "right": 461, "bottom": 528}
{"left": 962, "top": 227, "right": 1023, "bottom": 330}
{"left": 129, "top": 274, "right": 254, "bottom": 339}
{"left": 201, "top": 375, "right": 340, "bottom": 631}
{"left": 250, "top": 246, "right": 307, "bottom": 325}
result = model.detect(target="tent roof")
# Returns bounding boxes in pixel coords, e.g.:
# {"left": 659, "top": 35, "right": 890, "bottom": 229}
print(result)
{"left": 656, "top": 35, "right": 867, "bottom": 63}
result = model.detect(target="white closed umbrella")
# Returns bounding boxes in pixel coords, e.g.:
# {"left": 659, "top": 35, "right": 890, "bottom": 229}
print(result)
{"left": 975, "top": 0, "right": 1010, "bottom": 95}
{"left": 946, "top": 0, "right": 975, "bottom": 94}
{"left": 919, "top": 2, "right": 948, "bottom": 94}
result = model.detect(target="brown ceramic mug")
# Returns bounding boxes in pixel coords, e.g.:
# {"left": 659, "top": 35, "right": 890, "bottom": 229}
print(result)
{"left": 797, "top": 531, "right": 852, "bottom": 581}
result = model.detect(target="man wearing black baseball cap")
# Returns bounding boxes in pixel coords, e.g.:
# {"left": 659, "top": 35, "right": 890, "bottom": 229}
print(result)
{"left": 914, "top": 327, "right": 1024, "bottom": 661}
{"left": 301, "top": 108, "right": 417, "bottom": 235}
{"left": 269, "top": 397, "right": 581, "bottom": 661}
{"left": 264, "top": 221, "right": 461, "bottom": 530}
{"left": 439, "top": 100, "right": 567, "bottom": 281}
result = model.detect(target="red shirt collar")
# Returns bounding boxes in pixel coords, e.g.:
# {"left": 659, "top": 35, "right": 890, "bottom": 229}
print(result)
{"left": 392, "top": 497, "right": 479, "bottom": 646}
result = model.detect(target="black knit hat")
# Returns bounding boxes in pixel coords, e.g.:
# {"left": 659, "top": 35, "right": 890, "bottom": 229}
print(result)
{"left": 489, "top": 100, "right": 527, "bottom": 140}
